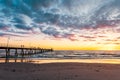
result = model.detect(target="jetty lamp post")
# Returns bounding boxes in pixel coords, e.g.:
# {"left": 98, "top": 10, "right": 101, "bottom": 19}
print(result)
{"left": 7, "top": 36, "right": 10, "bottom": 47}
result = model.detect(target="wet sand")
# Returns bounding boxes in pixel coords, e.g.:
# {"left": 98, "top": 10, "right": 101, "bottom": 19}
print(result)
{"left": 1, "top": 62, "right": 120, "bottom": 80}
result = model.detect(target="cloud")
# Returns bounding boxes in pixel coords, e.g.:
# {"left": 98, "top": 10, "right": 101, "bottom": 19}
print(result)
{"left": 41, "top": 27, "right": 60, "bottom": 36}
{"left": 15, "top": 24, "right": 33, "bottom": 30}
{"left": 79, "top": 35, "right": 96, "bottom": 39}
{"left": 0, "top": 32, "right": 27, "bottom": 37}
{"left": 0, "top": 23, "right": 9, "bottom": 31}
{"left": 0, "top": 0, "right": 120, "bottom": 41}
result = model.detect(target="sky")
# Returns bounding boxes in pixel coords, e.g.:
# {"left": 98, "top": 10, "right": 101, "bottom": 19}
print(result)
{"left": 0, "top": 0, "right": 120, "bottom": 50}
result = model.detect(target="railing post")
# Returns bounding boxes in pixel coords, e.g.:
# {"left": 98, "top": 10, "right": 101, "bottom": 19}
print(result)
{"left": 21, "top": 48, "right": 24, "bottom": 62}
{"left": 21, "top": 45, "right": 24, "bottom": 62}
{"left": 15, "top": 49, "right": 18, "bottom": 62}
{"left": 5, "top": 48, "right": 10, "bottom": 63}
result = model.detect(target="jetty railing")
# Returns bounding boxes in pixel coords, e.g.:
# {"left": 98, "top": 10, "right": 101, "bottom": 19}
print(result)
{"left": 0, "top": 44, "right": 53, "bottom": 63}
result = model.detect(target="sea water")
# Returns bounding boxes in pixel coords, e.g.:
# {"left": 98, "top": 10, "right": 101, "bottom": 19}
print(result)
{"left": 1, "top": 50, "right": 120, "bottom": 64}
{"left": 26, "top": 50, "right": 120, "bottom": 64}
{"left": 0, "top": 50, "right": 120, "bottom": 59}
{"left": 34, "top": 50, "right": 120, "bottom": 59}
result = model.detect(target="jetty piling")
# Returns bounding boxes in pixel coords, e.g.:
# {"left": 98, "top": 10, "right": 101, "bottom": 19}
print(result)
{"left": 0, "top": 45, "right": 53, "bottom": 63}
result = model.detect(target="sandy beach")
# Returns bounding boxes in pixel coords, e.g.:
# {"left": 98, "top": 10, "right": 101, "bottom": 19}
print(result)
{"left": 1, "top": 61, "right": 120, "bottom": 80}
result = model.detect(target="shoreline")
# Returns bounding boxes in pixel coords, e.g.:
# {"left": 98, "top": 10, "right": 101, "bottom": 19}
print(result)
{"left": 0, "top": 58, "right": 120, "bottom": 64}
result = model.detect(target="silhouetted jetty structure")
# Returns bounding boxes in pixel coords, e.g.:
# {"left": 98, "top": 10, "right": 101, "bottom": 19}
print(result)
{"left": 0, "top": 45, "right": 53, "bottom": 63}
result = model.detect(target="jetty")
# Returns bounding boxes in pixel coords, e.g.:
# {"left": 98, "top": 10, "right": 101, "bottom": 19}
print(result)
{"left": 0, "top": 44, "right": 53, "bottom": 63}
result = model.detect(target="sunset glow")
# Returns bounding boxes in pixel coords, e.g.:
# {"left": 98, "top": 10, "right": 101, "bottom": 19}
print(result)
{"left": 0, "top": 0, "right": 120, "bottom": 50}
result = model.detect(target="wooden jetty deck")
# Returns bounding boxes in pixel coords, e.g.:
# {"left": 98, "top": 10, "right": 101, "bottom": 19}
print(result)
{"left": 0, "top": 45, "right": 53, "bottom": 63}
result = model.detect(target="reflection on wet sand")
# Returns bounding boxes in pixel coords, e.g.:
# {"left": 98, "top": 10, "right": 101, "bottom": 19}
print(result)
{"left": 1, "top": 58, "right": 120, "bottom": 64}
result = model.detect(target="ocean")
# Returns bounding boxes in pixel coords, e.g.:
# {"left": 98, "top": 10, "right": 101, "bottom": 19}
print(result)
{"left": 34, "top": 50, "right": 120, "bottom": 59}
{"left": 1, "top": 50, "right": 120, "bottom": 59}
